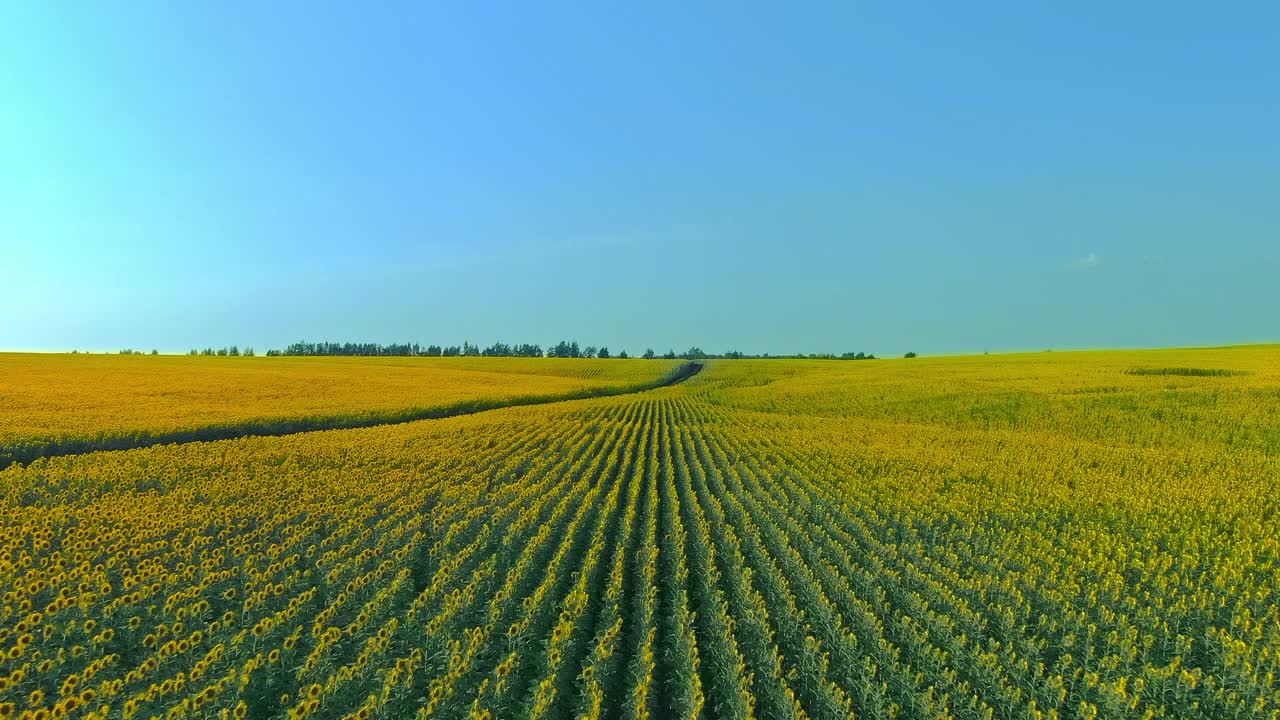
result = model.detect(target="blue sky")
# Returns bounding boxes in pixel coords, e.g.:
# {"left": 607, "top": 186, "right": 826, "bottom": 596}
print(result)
{"left": 2, "top": 2, "right": 1276, "bottom": 356}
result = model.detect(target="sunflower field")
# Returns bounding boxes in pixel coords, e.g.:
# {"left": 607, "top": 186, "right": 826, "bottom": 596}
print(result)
{"left": 1, "top": 347, "right": 1278, "bottom": 719}
{"left": 0, "top": 355, "right": 679, "bottom": 467}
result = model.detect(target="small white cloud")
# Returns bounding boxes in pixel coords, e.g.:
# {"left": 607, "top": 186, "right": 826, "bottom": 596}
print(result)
{"left": 1069, "top": 252, "right": 1100, "bottom": 269}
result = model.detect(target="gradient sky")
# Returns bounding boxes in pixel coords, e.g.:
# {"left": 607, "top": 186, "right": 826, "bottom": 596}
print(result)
{"left": 2, "top": 2, "right": 1277, "bottom": 356}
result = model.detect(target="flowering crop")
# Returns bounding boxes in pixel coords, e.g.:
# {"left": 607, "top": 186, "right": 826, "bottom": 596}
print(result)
{"left": 1, "top": 346, "right": 1277, "bottom": 719}
{"left": 0, "top": 354, "right": 679, "bottom": 467}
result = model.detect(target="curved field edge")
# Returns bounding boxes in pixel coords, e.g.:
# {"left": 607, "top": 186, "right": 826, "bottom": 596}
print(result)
{"left": 0, "top": 362, "right": 703, "bottom": 468}
{"left": 0, "top": 354, "right": 679, "bottom": 457}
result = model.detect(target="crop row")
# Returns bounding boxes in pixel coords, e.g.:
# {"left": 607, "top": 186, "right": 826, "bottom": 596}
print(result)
{"left": 2, "top": 357, "right": 1278, "bottom": 719}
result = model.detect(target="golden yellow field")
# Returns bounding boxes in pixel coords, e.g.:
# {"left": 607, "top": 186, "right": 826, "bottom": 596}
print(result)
{"left": 1, "top": 347, "right": 1278, "bottom": 719}
{"left": 0, "top": 354, "right": 679, "bottom": 467}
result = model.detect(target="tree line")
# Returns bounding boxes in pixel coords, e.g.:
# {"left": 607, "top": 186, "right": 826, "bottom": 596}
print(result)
{"left": 265, "top": 340, "right": 626, "bottom": 358}
{"left": 252, "top": 341, "right": 888, "bottom": 360}
{"left": 187, "top": 346, "right": 256, "bottom": 356}
{"left": 97, "top": 342, "right": 916, "bottom": 359}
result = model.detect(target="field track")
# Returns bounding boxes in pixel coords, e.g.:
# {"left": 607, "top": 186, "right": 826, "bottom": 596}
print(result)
{"left": 0, "top": 362, "right": 702, "bottom": 469}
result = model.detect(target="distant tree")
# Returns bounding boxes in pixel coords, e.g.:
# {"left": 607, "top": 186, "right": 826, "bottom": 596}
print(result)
{"left": 216, "top": 348, "right": 228, "bottom": 356}
{"left": 617, "top": 349, "right": 629, "bottom": 359}
{"left": 266, "top": 349, "right": 282, "bottom": 357}
{"left": 228, "top": 346, "right": 241, "bottom": 357}
{"left": 642, "top": 348, "right": 655, "bottom": 359}
{"left": 151, "top": 349, "right": 159, "bottom": 355}
{"left": 662, "top": 349, "right": 677, "bottom": 360}
{"left": 244, "top": 347, "right": 255, "bottom": 357}
{"left": 548, "top": 340, "right": 584, "bottom": 358}
{"left": 904, "top": 351, "right": 918, "bottom": 358}
{"left": 583, "top": 346, "right": 598, "bottom": 359}
{"left": 483, "top": 342, "right": 513, "bottom": 357}
{"left": 597, "top": 347, "right": 610, "bottom": 359}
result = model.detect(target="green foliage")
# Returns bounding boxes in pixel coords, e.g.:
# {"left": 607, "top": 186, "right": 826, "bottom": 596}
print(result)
{"left": 1126, "top": 367, "right": 1244, "bottom": 377}
{"left": 6, "top": 349, "right": 1277, "bottom": 719}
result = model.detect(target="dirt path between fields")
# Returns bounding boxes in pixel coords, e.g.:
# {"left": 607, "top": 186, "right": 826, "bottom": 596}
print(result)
{"left": 1, "top": 362, "right": 703, "bottom": 469}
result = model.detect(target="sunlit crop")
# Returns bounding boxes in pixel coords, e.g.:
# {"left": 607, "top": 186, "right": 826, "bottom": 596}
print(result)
{"left": 0, "top": 354, "right": 678, "bottom": 467}
{"left": 2, "top": 347, "right": 1278, "bottom": 719}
